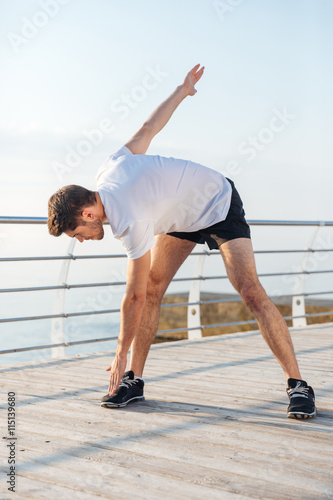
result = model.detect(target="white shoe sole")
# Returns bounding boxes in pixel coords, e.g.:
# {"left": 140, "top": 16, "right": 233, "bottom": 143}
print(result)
{"left": 287, "top": 410, "right": 316, "bottom": 419}
{"left": 101, "top": 395, "right": 145, "bottom": 408}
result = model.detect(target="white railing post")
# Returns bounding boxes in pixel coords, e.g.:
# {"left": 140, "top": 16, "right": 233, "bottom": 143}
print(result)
{"left": 187, "top": 246, "right": 209, "bottom": 340}
{"left": 51, "top": 238, "right": 76, "bottom": 358}
{"left": 292, "top": 225, "right": 321, "bottom": 328}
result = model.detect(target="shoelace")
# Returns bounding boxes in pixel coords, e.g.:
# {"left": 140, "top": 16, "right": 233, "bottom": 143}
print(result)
{"left": 119, "top": 377, "right": 139, "bottom": 389}
{"left": 288, "top": 383, "right": 309, "bottom": 399}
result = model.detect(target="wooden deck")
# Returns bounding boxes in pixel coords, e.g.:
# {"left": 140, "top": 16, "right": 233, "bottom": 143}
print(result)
{"left": 1, "top": 322, "right": 332, "bottom": 499}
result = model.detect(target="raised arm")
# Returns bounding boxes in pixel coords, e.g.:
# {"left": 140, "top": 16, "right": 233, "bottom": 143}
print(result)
{"left": 124, "top": 64, "right": 205, "bottom": 155}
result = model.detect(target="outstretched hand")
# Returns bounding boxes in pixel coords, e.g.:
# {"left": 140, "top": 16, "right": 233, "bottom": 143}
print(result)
{"left": 182, "top": 64, "right": 205, "bottom": 96}
{"left": 106, "top": 354, "right": 127, "bottom": 396}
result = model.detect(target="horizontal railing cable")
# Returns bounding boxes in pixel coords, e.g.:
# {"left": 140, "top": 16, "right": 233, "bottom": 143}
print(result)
{"left": 1, "top": 247, "right": 333, "bottom": 263}
{"left": 0, "top": 308, "right": 121, "bottom": 323}
{"left": 2, "top": 268, "right": 333, "bottom": 294}
{"left": 0, "top": 336, "right": 119, "bottom": 355}
{"left": 0, "top": 254, "right": 128, "bottom": 262}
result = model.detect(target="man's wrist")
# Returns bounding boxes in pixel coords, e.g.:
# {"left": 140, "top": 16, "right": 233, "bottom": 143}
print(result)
{"left": 177, "top": 84, "right": 189, "bottom": 99}
{"left": 115, "top": 348, "right": 128, "bottom": 359}
{"left": 116, "top": 346, "right": 128, "bottom": 359}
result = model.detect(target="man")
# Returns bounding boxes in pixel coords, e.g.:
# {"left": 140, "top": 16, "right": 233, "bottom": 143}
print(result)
{"left": 48, "top": 64, "right": 316, "bottom": 419}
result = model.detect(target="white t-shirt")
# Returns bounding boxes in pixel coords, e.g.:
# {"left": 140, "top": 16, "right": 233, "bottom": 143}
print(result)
{"left": 96, "top": 146, "right": 232, "bottom": 259}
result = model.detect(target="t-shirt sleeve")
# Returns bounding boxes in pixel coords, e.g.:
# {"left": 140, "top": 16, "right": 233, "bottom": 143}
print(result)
{"left": 119, "top": 220, "right": 156, "bottom": 260}
{"left": 111, "top": 145, "right": 133, "bottom": 160}
{"left": 96, "top": 145, "right": 133, "bottom": 183}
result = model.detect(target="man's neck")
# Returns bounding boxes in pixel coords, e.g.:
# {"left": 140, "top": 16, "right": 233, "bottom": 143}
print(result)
{"left": 95, "top": 192, "right": 108, "bottom": 222}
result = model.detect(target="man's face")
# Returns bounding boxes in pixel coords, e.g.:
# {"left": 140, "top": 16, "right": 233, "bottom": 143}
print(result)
{"left": 66, "top": 218, "right": 104, "bottom": 243}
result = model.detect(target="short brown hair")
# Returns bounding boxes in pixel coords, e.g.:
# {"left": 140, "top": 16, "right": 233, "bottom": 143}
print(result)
{"left": 48, "top": 185, "right": 96, "bottom": 236}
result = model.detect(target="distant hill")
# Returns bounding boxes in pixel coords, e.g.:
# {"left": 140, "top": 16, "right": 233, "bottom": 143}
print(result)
{"left": 154, "top": 292, "right": 333, "bottom": 343}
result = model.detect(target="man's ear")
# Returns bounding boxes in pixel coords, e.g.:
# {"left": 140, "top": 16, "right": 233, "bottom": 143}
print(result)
{"left": 81, "top": 208, "right": 95, "bottom": 221}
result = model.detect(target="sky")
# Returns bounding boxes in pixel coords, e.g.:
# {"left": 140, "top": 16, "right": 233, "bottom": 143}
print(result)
{"left": 1, "top": 0, "right": 332, "bottom": 221}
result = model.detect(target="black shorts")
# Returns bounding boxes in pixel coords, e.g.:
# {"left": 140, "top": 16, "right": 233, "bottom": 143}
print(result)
{"left": 167, "top": 178, "right": 251, "bottom": 250}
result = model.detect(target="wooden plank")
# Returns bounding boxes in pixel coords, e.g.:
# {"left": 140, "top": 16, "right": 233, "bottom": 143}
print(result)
{"left": 0, "top": 473, "right": 113, "bottom": 500}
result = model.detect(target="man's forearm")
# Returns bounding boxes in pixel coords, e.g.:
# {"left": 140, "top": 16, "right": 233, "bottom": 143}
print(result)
{"left": 116, "top": 293, "right": 146, "bottom": 358}
{"left": 124, "top": 65, "right": 203, "bottom": 155}
{"left": 144, "top": 84, "right": 188, "bottom": 137}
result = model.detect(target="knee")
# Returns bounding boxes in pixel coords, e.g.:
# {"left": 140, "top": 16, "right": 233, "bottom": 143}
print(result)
{"left": 238, "top": 282, "right": 267, "bottom": 312}
{"left": 146, "top": 272, "right": 168, "bottom": 305}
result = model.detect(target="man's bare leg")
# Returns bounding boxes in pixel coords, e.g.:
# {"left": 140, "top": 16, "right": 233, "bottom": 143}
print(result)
{"left": 129, "top": 235, "right": 196, "bottom": 377}
{"left": 218, "top": 238, "right": 302, "bottom": 380}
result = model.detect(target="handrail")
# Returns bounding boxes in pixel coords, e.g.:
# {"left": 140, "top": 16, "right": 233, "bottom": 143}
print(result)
{"left": 0, "top": 216, "right": 47, "bottom": 224}
{"left": 1, "top": 218, "right": 332, "bottom": 356}
{"left": 1, "top": 216, "right": 333, "bottom": 226}
{"left": 248, "top": 220, "right": 333, "bottom": 226}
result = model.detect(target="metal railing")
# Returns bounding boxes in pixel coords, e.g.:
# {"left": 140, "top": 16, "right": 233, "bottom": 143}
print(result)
{"left": 1, "top": 217, "right": 333, "bottom": 357}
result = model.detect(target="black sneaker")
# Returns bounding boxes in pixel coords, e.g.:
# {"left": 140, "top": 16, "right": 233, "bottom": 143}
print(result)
{"left": 101, "top": 370, "right": 144, "bottom": 408}
{"left": 286, "top": 378, "right": 316, "bottom": 419}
